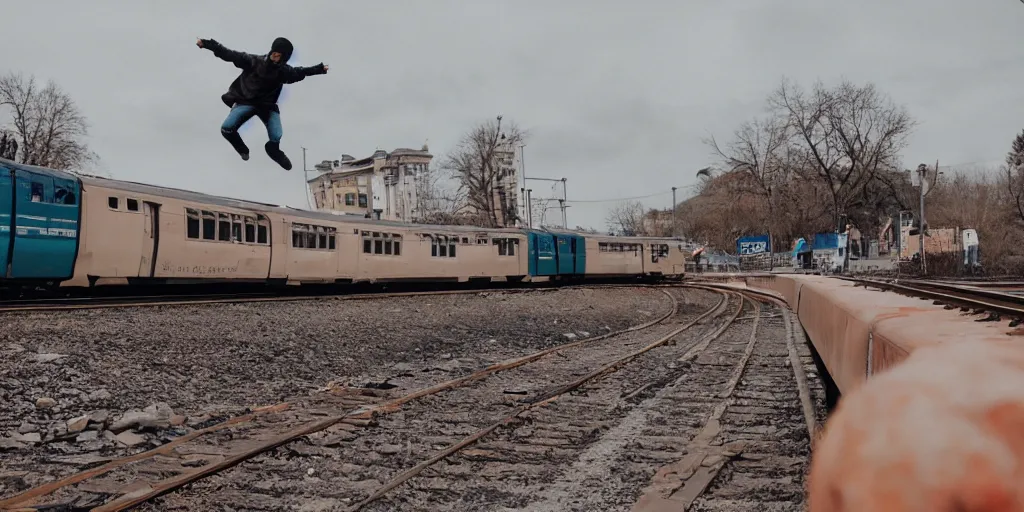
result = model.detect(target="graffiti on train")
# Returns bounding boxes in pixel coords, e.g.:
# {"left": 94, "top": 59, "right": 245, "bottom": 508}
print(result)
{"left": 160, "top": 262, "right": 239, "bottom": 275}
{"left": 1, "top": 226, "right": 77, "bottom": 238}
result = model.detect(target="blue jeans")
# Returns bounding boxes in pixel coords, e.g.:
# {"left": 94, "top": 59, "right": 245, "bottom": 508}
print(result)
{"left": 220, "top": 105, "right": 282, "bottom": 143}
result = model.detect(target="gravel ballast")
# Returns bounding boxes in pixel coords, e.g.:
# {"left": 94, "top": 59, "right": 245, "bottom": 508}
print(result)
{"left": 0, "top": 286, "right": 674, "bottom": 499}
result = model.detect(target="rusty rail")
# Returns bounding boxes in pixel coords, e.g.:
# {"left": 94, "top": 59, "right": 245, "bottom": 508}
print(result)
{"left": 347, "top": 290, "right": 736, "bottom": 511}
{"left": 0, "top": 287, "right": 695, "bottom": 510}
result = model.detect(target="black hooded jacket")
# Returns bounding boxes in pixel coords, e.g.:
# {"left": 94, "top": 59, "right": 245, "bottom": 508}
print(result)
{"left": 201, "top": 37, "right": 326, "bottom": 112}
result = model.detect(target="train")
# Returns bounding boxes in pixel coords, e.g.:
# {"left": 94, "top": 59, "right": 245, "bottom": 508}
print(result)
{"left": 0, "top": 158, "right": 689, "bottom": 293}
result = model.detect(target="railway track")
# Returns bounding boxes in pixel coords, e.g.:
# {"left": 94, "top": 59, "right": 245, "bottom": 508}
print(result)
{"left": 845, "top": 277, "right": 1024, "bottom": 320}
{"left": 0, "top": 285, "right": 821, "bottom": 511}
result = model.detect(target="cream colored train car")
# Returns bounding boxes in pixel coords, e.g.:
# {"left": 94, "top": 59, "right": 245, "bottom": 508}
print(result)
{"left": 582, "top": 234, "right": 687, "bottom": 278}
{"left": 65, "top": 175, "right": 274, "bottom": 287}
{"left": 65, "top": 174, "right": 530, "bottom": 287}
{"left": 271, "top": 209, "right": 528, "bottom": 284}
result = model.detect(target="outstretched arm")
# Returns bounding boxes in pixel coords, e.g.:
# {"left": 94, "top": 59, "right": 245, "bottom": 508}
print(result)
{"left": 281, "top": 63, "right": 329, "bottom": 84}
{"left": 196, "top": 38, "right": 256, "bottom": 70}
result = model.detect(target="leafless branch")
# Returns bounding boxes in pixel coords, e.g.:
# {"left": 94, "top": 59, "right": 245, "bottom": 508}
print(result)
{"left": 0, "top": 72, "right": 98, "bottom": 170}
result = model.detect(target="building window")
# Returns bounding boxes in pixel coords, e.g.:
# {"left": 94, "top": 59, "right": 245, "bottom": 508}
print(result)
{"left": 358, "top": 193, "right": 368, "bottom": 208}
{"left": 345, "top": 193, "right": 355, "bottom": 206}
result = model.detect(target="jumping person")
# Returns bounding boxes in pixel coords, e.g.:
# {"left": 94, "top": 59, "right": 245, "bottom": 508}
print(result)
{"left": 196, "top": 37, "right": 328, "bottom": 170}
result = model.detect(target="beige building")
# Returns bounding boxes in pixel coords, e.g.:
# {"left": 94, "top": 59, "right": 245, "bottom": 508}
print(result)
{"left": 307, "top": 147, "right": 433, "bottom": 222}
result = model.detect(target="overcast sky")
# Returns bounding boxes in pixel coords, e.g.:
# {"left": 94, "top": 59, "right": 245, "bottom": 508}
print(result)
{"left": 4, "top": 1, "right": 1023, "bottom": 229}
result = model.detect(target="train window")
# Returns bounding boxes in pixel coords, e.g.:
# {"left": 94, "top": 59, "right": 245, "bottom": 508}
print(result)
{"left": 28, "top": 182, "right": 43, "bottom": 202}
{"left": 108, "top": 196, "right": 119, "bottom": 209}
{"left": 318, "top": 227, "right": 327, "bottom": 249}
{"left": 305, "top": 230, "right": 317, "bottom": 248}
{"left": 257, "top": 224, "right": 268, "bottom": 244}
{"left": 186, "top": 209, "right": 200, "bottom": 239}
{"left": 231, "top": 215, "right": 242, "bottom": 242}
{"left": 374, "top": 238, "right": 383, "bottom": 254}
{"left": 363, "top": 238, "right": 371, "bottom": 253}
{"left": 55, "top": 185, "right": 76, "bottom": 205}
{"left": 476, "top": 237, "right": 488, "bottom": 245}
{"left": 384, "top": 238, "right": 393, "bottom": 255}
{"left": 201, "top": 211, "right": 215, "bottom": 240}
{"left": 328, "top": 234, "right": 336, "bottom": 250}
{"left": 244, "top": 217, "right": 256, "bottom": 243}
{"left": 127, "top": 199, "right": 139, "bottom": 212}
{"left": 394, "top": 240, "right": 401, "bottom": 255}
{"left": 461, "top": 237, "right": 469, "bottom": 244}
{"left": 449, "top": 238, "right": 456, "bottom": 257}
{"left": 345, "top": 193, "right": 355, "bottom": 206}
{"left": 217, "top": 213, "right": 230, "bottom": 242}
{"left": 493, "top": 238, "right": 517, "bottom": 257}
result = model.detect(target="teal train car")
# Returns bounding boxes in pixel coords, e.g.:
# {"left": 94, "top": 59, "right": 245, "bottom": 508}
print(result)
{"left": 525, "top": 230, "right": 587, "bottom": 278}
{"left": 0, "top": 158, "right": 81, "bottom": 283}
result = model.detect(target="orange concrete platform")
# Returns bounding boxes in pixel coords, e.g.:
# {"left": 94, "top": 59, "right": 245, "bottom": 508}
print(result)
{"left": 741, "top": 275, "right": 1020, "bottom": 394}
{"left": 729, "top": 275, "right": 1024, "bottom": 511}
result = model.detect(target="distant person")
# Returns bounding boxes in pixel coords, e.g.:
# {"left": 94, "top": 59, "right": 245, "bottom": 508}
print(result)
{"left": 5, "top": 138, "right": 17, "bottom": 161}
{"left": 196, "top": 37, "right": 329, "bottom": 170}
{"left": 0, "top": 133, "right": 7, "bottom": 159}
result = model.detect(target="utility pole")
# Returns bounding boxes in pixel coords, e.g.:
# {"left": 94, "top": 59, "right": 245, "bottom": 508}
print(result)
{"left": 561, "top": 178, "right": 567, "bottom": 228}
{"left": 302, "top": 147, "right": 312, "bottom": 210}
{"left": 915, "top": 163, "right": 929, "bottom": 274}
{"left": 671, "top": 186, "right": 677, "bottom": 237}
{"left": 526, "top": 189, "right": 533, "bottom": 229}
{"left": 519, "top": 144, "right": 527, "bottom": 226}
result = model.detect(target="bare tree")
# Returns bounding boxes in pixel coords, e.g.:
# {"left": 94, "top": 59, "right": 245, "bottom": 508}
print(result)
{"left": 0, "top": 72, "right": 98, "bottom": 170}
{"left": 414, "top": 166, "right": 467, "bottom": 225}
{"left": 1004, "top": 129, "right": 1024, "bottom": 223}
{"left": 707, "top": 114, "right": 792, "bottom": 248}
{"left": 605, "top": 200, "right": 647, "bottom": 236}
{"left": 770, "top": 78, "right": 914, "bottom": 231}
{"left": 442, "top": 116, "right": 525, "bottom": 228}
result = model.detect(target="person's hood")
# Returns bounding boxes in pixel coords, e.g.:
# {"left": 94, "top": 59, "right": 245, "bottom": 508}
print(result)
{"left": 269, "top": 37, "right": 293, "bottom": 64}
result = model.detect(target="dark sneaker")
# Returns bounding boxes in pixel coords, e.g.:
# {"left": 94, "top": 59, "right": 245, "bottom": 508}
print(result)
{"left": 265, "top": 142, "right": 292, "bottom": 170}
{"left": 222, "top": 130, "right": 251, "bottom": 161}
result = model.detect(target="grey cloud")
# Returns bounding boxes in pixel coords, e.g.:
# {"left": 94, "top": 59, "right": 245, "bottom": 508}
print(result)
{"left": 4, "top": 0, "right": 1023, "bottom": 229}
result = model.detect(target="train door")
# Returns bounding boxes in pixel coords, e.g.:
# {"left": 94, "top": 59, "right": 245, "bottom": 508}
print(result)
{"left": 138, "top": 202, "right": 160, "bottom": 277}
{"left": 528, "top": 232, "right": 557, "bottom": 276}
{"left": 0, "top": 167, "right": 11, "bottom": 277}
{"left": 556, "top": 236, "right": 574, "bottom": 275}
{"left": 572, "top": 235, "right": 586, "bottom": 275}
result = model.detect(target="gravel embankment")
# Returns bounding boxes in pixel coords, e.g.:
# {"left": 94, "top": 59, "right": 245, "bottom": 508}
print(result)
{"left": 0, "top": 287, "right": 673, "bottom": 499}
